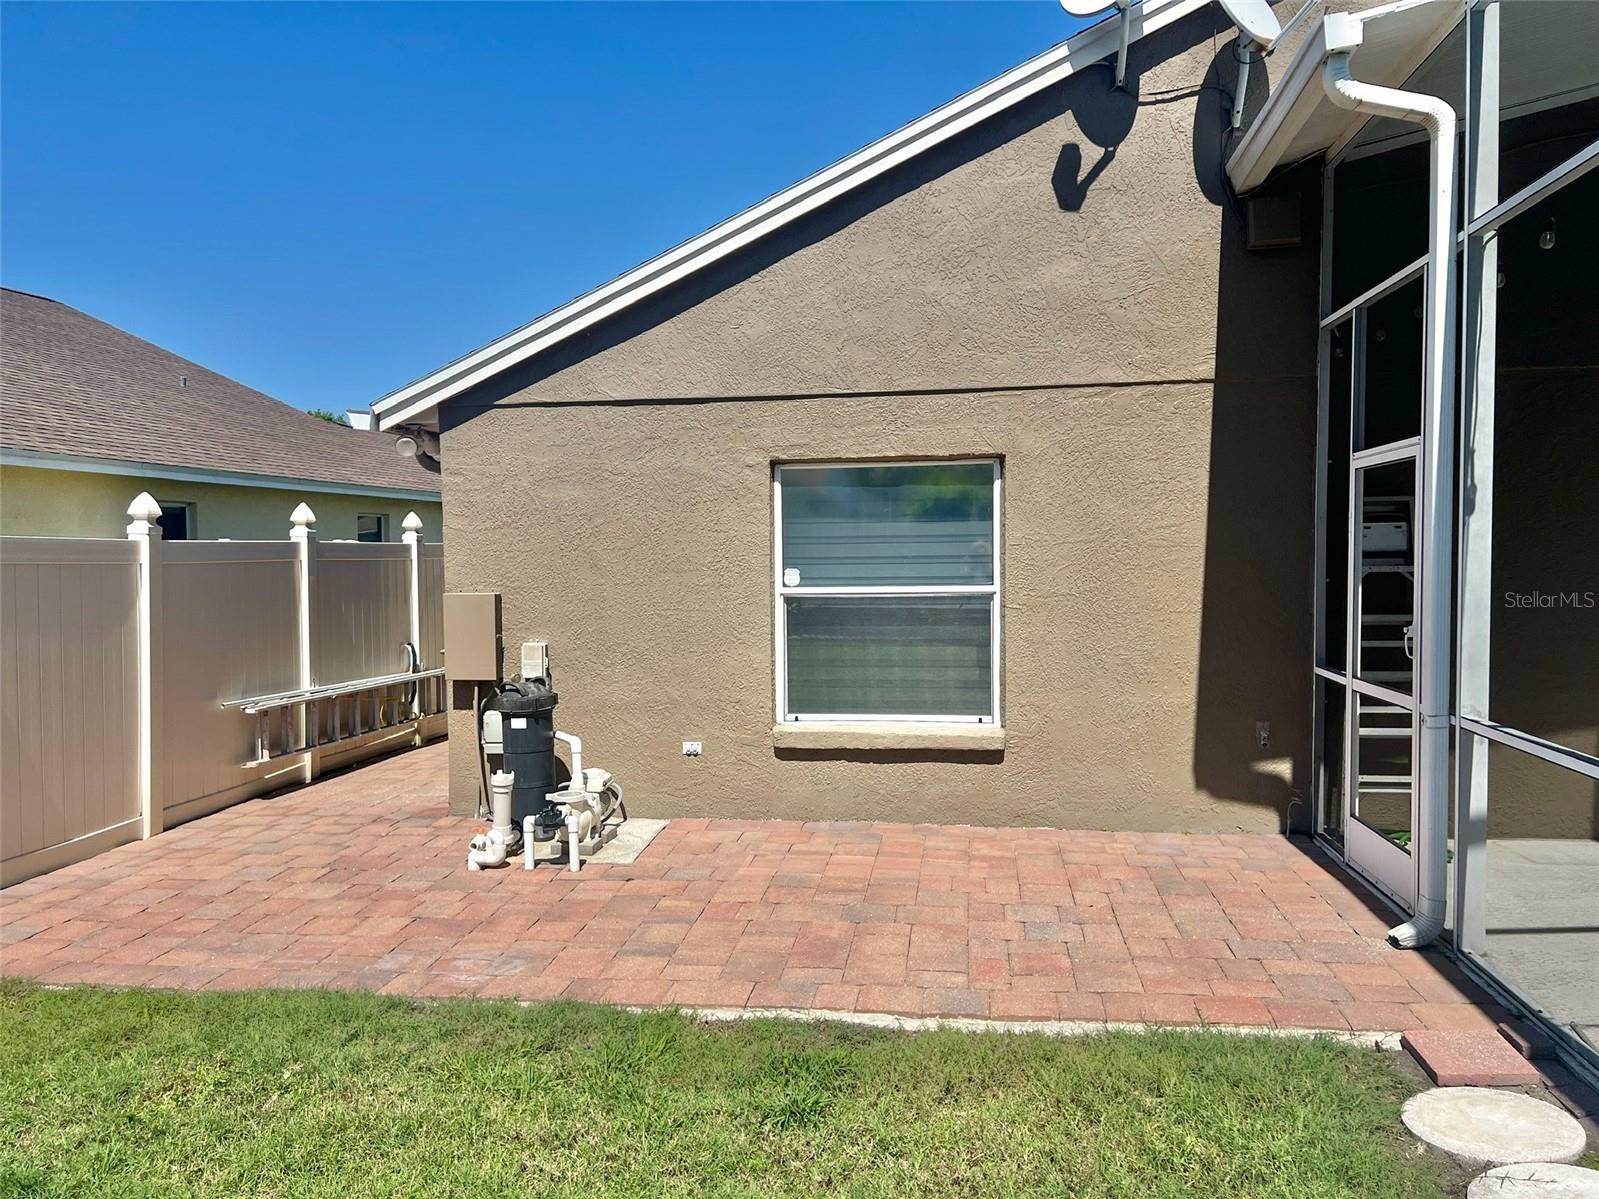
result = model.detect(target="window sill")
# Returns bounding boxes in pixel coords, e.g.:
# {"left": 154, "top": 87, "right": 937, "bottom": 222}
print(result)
{"left": 770, "top": 723, "right": 1006, "bottom": 752}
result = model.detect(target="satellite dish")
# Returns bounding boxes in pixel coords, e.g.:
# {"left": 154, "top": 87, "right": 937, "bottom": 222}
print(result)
{"left": 1217, "top": 0, "right": 1282, "bottom": 46}
{"left": 1058, "top": 0, "right": 1119, "bottom": 15}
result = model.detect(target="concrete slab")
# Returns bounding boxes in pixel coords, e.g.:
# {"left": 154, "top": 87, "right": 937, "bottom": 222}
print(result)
{"left": 1402, "top": 1087, "right": 1589, "bottom": 1168}
{"left": 1402, "top": 1029, "right": 1543, "bottom": 1086}
{"left": 589, "top": 818, "right": 668, "bottom": 865}
{"left": 1475, "top": 839, "right": 1599, "bottom": 1043}
{"left": 1467, "top": 1163, "right": 1599, "bottom": 1199}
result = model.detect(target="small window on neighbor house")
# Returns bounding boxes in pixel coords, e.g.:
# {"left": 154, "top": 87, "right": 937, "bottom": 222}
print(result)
{"left": 356, "top": 513, "right": 386, "bottom": 543}
{"left": 156, "top": 503, "right": 192, "bottom": 541}
{"left": 774, "top": 460, "right": 1000, "bottom": 724}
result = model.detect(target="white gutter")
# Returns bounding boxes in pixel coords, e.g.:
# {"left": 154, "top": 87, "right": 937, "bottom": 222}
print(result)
{"left": 1321, "top": 14, "right": 1457, "bottom": 949}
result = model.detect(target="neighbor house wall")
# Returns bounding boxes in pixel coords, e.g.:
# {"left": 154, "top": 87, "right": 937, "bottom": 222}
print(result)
{"left": 437, "top": 9, "right": 1323, "bottom": 832}
{"left": 0, "top": 464, "right": 442, "bottom": 543}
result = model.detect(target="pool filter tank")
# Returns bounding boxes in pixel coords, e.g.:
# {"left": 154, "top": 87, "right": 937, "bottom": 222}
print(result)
{"left": 483, "top": 678, "right": 561, "bottom": 838}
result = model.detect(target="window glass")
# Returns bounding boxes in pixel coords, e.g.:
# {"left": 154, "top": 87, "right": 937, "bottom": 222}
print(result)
{"left": 785, "top": 596, "right": 992, "bottom": 718}
{"left": 776, "top": 460, "right": 999, "bottom": 722}
{"left": 157, "top": 503, "right": 191, "bottom": 541}
{"left": 780, "top": 463, "right": 994, "bottom": 586}
{"left": 356, "top": 514, "right": 386, "bottom": 543}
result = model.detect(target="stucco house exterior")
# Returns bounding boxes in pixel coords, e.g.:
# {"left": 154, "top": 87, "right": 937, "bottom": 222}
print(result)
{"left": 372, "top": 0, "right": 1596, "bottom": 1063}
{"left": 1, "top": 287, "right": 442, "bottom": 541}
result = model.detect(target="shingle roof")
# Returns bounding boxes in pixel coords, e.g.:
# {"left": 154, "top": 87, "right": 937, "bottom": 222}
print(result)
{"left": 1, "top": 288, "right": 439, "bottom": 496}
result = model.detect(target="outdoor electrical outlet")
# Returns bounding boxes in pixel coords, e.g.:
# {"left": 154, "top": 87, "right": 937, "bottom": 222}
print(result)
{"left": 682, "top": 741, "right": 702, "bottom": 757}
{"left": 1256, "top": 722, "right": 1271, "bottom": 749}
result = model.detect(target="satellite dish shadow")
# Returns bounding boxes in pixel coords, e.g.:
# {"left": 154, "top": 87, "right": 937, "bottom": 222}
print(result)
{"left": 1193, "top": 40, "right": 1254, "bottom": 207}
{"left": 1051, "top": 60, "right": 1140, "bottom": 212}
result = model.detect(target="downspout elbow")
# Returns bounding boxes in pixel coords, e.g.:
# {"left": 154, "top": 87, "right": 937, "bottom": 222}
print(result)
{"left": 1387, "top": 911, "right": 1445, "bottom": 950}
{"left": 1322, "top": 53, "right": 1455, "bottom": 141}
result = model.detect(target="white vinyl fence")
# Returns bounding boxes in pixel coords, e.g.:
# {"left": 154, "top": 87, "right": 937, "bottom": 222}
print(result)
{"left": 1, "top": 494, "right": 445, "bottom": 886}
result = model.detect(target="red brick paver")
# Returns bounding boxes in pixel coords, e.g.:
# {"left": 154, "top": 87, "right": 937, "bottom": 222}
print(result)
{"left": 0, "top": 744, "right": 1507, "bottom": 1034}
{"left": 1401, "top": 1029, "right": 1543, "bottom": 1086}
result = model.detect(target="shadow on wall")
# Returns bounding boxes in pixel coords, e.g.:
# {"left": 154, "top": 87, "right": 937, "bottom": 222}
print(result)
{"left": 1051, "top": 44, "right": 1231, "bottom": 213}
{"left": 1193, "top": 35, "right": 1322, "bottom": 833}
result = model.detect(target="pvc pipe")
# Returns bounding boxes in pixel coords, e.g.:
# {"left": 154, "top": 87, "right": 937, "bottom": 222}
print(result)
{"left": 1323, "top": 47, "right": 1458, "bottom": 950}
{"left": 553, "top": 731, "right": 583, "bottom": 787}
{"left": 522, "top": 814, "right": 537, "bottom": 870}
{"left": 489, "top": 770, "right": 513, "bottom": 840}
{"left": 566, "top": 809, "right": 582, "bottom": 873}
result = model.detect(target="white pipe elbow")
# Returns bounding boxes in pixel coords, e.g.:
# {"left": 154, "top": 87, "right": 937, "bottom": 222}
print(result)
{"left": 553, "top": 731, "right": 583, "bottom": 786}
{"left": 1387, "top": 911, "right": 1445, "bottom": 950}
{"left": 1322, "top": 53, "right": 1454, "bottom": 140}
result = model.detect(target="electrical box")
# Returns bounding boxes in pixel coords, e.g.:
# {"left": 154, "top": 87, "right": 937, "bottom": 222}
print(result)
{"left": 1246, "top": 191, "right": 1302, "bottom": 250}
{"left": 442, "top": 592, "right": 501, "bottom": 681}
{"left": 521, "top": 640, "right": 551, "bottom": 681}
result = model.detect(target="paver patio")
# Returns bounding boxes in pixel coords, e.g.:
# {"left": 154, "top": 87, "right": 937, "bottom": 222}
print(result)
{"left": 0, "top": 742, "right": 1508, "bottom": 1032}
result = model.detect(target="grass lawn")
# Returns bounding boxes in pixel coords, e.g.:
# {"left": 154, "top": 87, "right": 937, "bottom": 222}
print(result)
{"left": 0, "top": 980, "right": 1451, "bottom": 1199}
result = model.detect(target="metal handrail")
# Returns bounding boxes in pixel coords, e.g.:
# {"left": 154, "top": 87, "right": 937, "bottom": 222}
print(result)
{"left": 221, "top": 668, "right": 445, "bottom": 714}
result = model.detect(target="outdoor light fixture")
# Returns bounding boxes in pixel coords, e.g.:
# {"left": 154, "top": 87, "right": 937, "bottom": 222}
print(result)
{"left": 1538, "top": 217, "right": 1557, "bottom": 250}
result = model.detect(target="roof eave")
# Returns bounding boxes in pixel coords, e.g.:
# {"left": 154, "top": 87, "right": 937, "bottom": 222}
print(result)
{"left": 0, "top": 447, "right": 442, "bottom": 504}
{"left": 1226, "top": 17, "right": 1334, "bottom": 193}
{"left": 1226, "top": 0, "right": 1461, "bottom": 195}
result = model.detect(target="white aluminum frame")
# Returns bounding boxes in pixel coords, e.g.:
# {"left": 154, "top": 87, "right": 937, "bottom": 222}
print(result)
{"left": 1304, "top": 0, "right": 1599, "bottom": 1077}
{"left": 772, "top": 458, "right": 1002, "bottom": 726}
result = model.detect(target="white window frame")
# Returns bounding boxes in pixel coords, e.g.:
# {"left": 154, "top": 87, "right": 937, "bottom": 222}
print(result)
{"left": 772, "top": 458, "right": 1002, "bottom": 725}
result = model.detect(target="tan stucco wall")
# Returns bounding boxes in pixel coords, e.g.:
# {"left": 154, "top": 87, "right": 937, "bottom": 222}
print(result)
{"left": 437, "top": 9, "right": 1323, "bottom": 832}
{"left": 0, "top": 465, "right": 443, "bottom": 543}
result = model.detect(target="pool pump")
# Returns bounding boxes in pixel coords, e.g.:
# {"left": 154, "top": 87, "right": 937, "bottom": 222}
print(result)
{"left": 470, "top": 642, "right": 625, "bottom": 872}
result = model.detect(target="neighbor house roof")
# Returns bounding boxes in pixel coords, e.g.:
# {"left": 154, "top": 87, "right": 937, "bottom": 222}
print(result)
{"left": 373, "top": 0, "right": 1219, "bottom": 431}
{"left": 1, "top": 288, "right": 440, "bottom": 501}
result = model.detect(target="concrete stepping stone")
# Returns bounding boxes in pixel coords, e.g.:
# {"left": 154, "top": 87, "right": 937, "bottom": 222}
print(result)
{"left": 1402, "top": 1028, "right": 1542, "bottom": 1086}
{"left": 1467, "top": 1163, "right": 1599, "bottom": 1198}
{"left": 1403, "top": 1087, "right": 1589, "bottom": 1168}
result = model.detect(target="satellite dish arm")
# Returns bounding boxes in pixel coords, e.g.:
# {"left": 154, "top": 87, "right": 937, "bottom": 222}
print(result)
{"left": 1115, "top": 0, "right": 1134, "bottom": 89}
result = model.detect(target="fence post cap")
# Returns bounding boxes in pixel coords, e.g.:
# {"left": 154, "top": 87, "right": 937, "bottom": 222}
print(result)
{"left": 402, "top": 511, "right": 423, "bottom": 533}
{"left": 289, "top": 502, "right": 317, "bottom": 527}
{"left": 127, "top": 492, "right": 162, "bottom": 522}
{"left": 127, "top": 492, "right": 163, "bottom": 539}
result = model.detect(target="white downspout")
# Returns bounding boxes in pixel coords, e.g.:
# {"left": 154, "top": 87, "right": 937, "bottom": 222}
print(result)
{"left": 1322, "top": 24, "right": 1458, "bottom": 949}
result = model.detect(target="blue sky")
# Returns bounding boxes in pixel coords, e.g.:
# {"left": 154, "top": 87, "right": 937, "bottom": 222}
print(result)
{"left": 2, "top": 2, "right": 1087, "bottom": 413}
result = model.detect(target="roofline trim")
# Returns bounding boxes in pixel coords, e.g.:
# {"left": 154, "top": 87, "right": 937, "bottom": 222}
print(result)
{"left": 1226, "top": 0, "right": 1458, "bottom": 193}
{"left": 0, "top": 448, "right": 442, "bottom": 504}
{"left": 375, "top": 0, "right": 1216, "bottom": 431}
